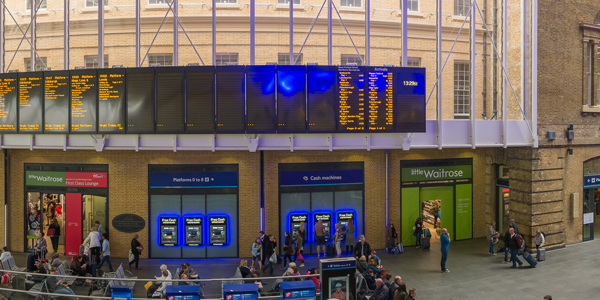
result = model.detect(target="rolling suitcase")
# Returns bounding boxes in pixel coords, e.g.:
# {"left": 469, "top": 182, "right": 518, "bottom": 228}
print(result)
{"left": 327, "top": 245, "right": 336, "bottom": 257}
{"left": 522, "top": 251, "right": 537, "bottom": 268}
{"left": 397, "top": 243, "right": 404, "bottom": 253}
{"left": 536, "top": 248, "right": 546, "bottom": 261}
{"left": 26, "top": 254, "right": 36, "bottom": 271}
{"left": 421, "top": 237, "right": 431, "bottom": 249}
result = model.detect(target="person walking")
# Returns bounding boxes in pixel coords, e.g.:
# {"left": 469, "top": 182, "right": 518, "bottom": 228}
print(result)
{"left": 98, "top": 233, "right": 113, "bottom": 272}
{"left": 508, "top": 228, "right": 523, "bottom": 268}
{"left": 261, "top": 235, "right": 277, "bottom": 276}
{"left": 36, "top": 232, "right": 48, "bottom": 259}
{"left": 487, "top": 222, "right": 497, "bottom": 255}
{"left": 501, "top": 225, "right": 513, "bottom": 264}
{"left": 129, "top": 234, "right": 142, "bottom": 270}
{"left": 281, "top": 231, "right": 293, "bottom": 270}
{"left": 414, "top": 218, "right": 423, "bottom": 249}
{"left": 334, "top": 223, "right": 343, "bottom": 258}
{"left": 346, "top": 219, "right": 356, "bottom": 256}
{"left": 259, "top": 231, "right": 268, "bottom": 267}
{"left": 54, "top": 203, "right": 62, "bottom": 219}
{"left": 534, "top": 231, "right": 545, "bottom": 252}
{"left": 82, "top": 227, "right": 102, "bottom": 265}
{"left": 509, "top": 219, "right": 519, "bottom": 235}
{"left": 293, "top": 230, "right": 304, "bottom": 267}
{"left": 48, "top": 218, "right": 61, "bottom": 253}
{"left": 354, "top": 235, "right": 372, "bottom": 260}
{"left": 440, "top": 228, "right": 450, "bottom": 273}
{"left": 314, "top": 219, "right": 326, "bottom": 258}
{"left": 251, "top": 237, "right": 261, "bottom": 268}
{"left": 386, "top": 221, "right": 397, "bottom": 251}
{"left": 95, "top": 221, "right": 106, "bottom": 236}
{"left": 432, "top": 200, "right": 440, "bottom": 228}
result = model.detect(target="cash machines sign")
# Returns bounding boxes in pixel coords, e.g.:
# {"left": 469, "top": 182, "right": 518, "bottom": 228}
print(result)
{"left": 209, "top": 217, "right": 228, "bottom": 246}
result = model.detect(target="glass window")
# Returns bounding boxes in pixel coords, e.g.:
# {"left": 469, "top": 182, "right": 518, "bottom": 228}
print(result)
{"left": 26, "top": 0, "right": 47, "bottom": 10}
{"left": 24, "top": 57, "right": 47, "bottom": 71}
{"left": 596, "top": 44, "right": 600, "bottom": 106}
{"left": 149, "top": 54, "right": 173, "bottom": 66}
{"left": 148, "top": 0, "right": 172, "bottom": 4}
{"left": 85, "top": 0, "right": 108, "bottom": 7}
{"left": 278, "top": 53, "right": 303, "bottom": 65}
{"left": 278, "top": 0, "right": 301, "bottom": 4}
{"left": 454, "top": 0, "right": 470, "bottom": 16}
{"left": 215, "top": 53, "right": 239, "bottom": 65}
{"left": 400, "top": 57, "right": 421, "bottom": 67}
{"left": 454, "top": 61, "right": 470, "bottom": 119}
{"left": 341, "top": 0, "right": 361, "bottom": 8}
{"left": 584, "top": 159, "right": 600, "bottom": 176}
{"left": 341, "top": 54, "right": 364, "bottom": 66}
{"left": 401, "top": 0, "right": 418, "bottom": 12}
{"left": 215, "top": 0, "right": 237, "bottom": 3}
{"left": 84, "top": 55, "right": 109, "bottom": 69}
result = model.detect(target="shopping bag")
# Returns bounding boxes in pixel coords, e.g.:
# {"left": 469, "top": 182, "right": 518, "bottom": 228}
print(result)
{"left": 296, "top": 252, "right": 304, "bottom": 262}
{"left": 129, "top": 249, "right": 134, "bottom": 263}
{"left": 269, "top": 253, "right": 277, "bottom": 263}
{"left": 144, "top": 281, "right": 153, "bottom": 291}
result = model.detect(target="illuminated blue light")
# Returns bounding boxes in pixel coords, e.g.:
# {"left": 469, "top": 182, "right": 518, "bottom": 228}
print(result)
{"left": 277, "top": 70, "right": 306, "bottom": 96}
{"left": 308, "top": 69, "right": 335, "bottom": 93}
{"left": 207, "top": 214, "right": 230, "bottom": 247}
{"left": 157, "top": 214, "right": 180, "bottom": 248}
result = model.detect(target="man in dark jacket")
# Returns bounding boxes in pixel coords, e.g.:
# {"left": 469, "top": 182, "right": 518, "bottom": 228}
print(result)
{"left": 387, "top": 276, "right": 401, "bottom": 300}
{"left": 372, "top": 279, "right": 389, "bottom": 300}
{"left": 501, "top": 225, "right": 513, "bottom": 264}
{"left": 508, "top": 228, "right": 523, "bottom": 268}
{"left": 354, "top": 235, "right": 372, "bottom": 260}
{"left": 364, "top": 269, "right": 376, "bottom": 291}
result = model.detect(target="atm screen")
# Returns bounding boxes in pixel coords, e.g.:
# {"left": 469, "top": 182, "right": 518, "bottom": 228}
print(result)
{"left": 184, "top": 217, "right": 203, "bottom": 246}
{"left": 159, "top": 217, "right": 178, "bottom": 246}
{"left": 210, "top": 226, "right": 227, "bottom": 245}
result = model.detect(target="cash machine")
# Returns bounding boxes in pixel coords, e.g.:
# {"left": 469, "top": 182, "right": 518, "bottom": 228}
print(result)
{"left": 209, "top": 216, "right": 228, "bottom": 246}
{"left": 289, "top": 214, "right": 308, "bottom": 238}
{"left": 159, "top": 217, "right": 178, "bottom": 246}
{"left": 313, "top": 213, "right": 332, "bottom": 241}
{"left": 184, "top": 217, "right": 203, "bottom": 246}
{"left": 336, "top": 212, "right": 355, "bottom": 241}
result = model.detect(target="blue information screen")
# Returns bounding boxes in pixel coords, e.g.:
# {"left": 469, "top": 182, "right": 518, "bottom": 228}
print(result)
{"left": 307, "top": 65, "right": 336, "bottom": 133}
{"left": 367, "top": 66, "right": 395, "bottom": 132}
{"left": 277, "top": 65, "right": 306, "bottom": 133}
{"left": 396, "top": 67, "right": 426, "bottom": 132}
{"left": 337, "top": 65, "right": 365, "bottom": 132}
{"left": 246, "top": 65, "right": 276, "bottom": 133}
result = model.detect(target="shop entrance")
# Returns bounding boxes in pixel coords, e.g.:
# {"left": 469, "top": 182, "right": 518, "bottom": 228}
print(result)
{"left": 496, "top": 165, "right": 510, "bottom": 234}
{"left": 419, "top": 186, "right": 453, "bottom": 244}
{"left": 24, "top": 164, "right": 109, "bottom": 254}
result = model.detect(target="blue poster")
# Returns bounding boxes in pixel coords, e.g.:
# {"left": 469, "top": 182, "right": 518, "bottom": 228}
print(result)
{"left": 280, "top": 169, "right": 363, "bottom": 187}
{"left": 150, "top": 172, "right": 237, "bottom": 188}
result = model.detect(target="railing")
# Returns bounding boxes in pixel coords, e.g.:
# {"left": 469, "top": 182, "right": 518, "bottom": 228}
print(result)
{"left": 0, "top": 268, "right": 320, "bottom": 300}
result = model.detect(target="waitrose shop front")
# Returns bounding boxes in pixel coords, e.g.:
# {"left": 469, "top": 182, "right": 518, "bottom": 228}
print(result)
{"left": 400, "top": 159, "right": 473, "bottom": 246}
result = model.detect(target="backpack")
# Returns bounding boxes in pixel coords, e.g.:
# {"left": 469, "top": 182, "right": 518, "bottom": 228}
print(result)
{"left": 516, "top": 234, "right": 525, "bottom": 254}
{"left": 1, "top": 273, "right": 11, "bottom": 285}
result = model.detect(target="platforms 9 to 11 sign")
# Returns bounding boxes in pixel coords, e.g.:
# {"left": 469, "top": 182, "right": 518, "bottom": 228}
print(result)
{"left": 0, "top": 65, "right": 426, "bottom": 134}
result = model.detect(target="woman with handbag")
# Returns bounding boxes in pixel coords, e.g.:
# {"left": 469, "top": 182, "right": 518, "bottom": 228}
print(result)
{"left": 293, "top": 230, "right": 304, "bottom": 267}
{"left": 47, "top": 218, "right": 61, "bottom": 253}
{"left": 281, "top": 232, "right": 293, "bottom": 270}
{"left": 334, "top": 223, "right": 343, "bottom": 258}
{"left": 346, "top": 219, "right": 356, "bottom": 256}
{"left": 414, "top": 218, "right": 423, "bottom": 249}
{"left": 129, "top": 234, "right": 142, "bottom": 270}
{"left": 261, "top": 235, "right": 277, "bottom": 276}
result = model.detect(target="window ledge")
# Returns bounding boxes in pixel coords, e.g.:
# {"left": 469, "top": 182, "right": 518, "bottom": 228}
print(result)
{"left": 396, "top": 11, "right": 427, "bottom": 18}
{"left": 145, "top": 4, "right": 171, "bottom": 10}
{"left": 451, "top": 15, "right": 470, "bottom": 22}
{"left": 338, "top": 6, "right": 364, "bottom": 13}
{"left": 215, "top": 3, "right": 241, "bottom": 9}
{"left": 582, "top": 105, "right": 600, "bottom": 116}
{"left": 22, "top": 10, "right": 48, "bottom": 16}
{"left": 274, "top": 4, "right": 306, "bottom": 11}
{"left": 81, "top": 6, "right": 110, "bottom": 13}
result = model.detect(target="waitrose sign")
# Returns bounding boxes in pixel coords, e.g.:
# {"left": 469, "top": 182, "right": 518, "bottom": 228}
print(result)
{"left": 401, "top": 165, "right": 472, "bottom": 182}
{"left": 26, "top": 171, "right": 108, "bottom": 187}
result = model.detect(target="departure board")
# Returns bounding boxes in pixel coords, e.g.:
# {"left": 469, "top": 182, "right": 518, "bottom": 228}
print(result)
{"left": 70, "top": 69, "right": 97, "bottom": 133}
{"left": 156, "top": 67, "right": 185, "bottom": 134}
{"left": 246, "top": 65, "right": 276, "bottom": 133}
{"left": 0, "top": 73, "right": 18, "bottom": 133}
{"left": 307, "top": 66, "right": 336, "bottom": 133}
{"left": 216, "top": 66, "right": 245, "bottom": 133}
{"left": 186, "top": 66, "right": 215, "bottom": 133}
{"left": 98, "top": 68, "right": 125, "bottom": 133}
{"left": 18, "top": 72, "right": 43, "bottom": 133}
{"left": 396, "top": 67, "right": 426, "bottom": 132}
{"left": 44, "top": 71, "right": 70, "bottom": 133}
{"left": 277, "top": 65, "right": 306, "bottom": 133}
{"left": 126, "top": 68, "right": 155, "bottom": 134}
{"left": 367, "top": 67, "right": 395, "bottom": 132}
{"left": 337, "top": 65, "right": 365, "bottom": 132}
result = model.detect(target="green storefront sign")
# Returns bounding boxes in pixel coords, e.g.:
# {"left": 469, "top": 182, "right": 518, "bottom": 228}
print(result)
{"left": 401, "top": 165, "right": 472, "bottom": 182}
{"left": 25, "top": 171, "right": 66, "bottom": 187}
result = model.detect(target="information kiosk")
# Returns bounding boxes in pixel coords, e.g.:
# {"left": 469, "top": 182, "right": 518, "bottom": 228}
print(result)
{"left": 280, "top": 281, "right": 316, "bottom": 300}
{"left": 319, "top": 258, "right": 356, "bottom": 300}
{"left": 159, "top": 217, "right": 178, "bottom": 246}
{"left": 209, "top": 216, "right": 228, "bottom": 245}
{"left": 223, "top": 284, "right": 259, "bottom": 300}
{"left": 184, "top": 217, "right": 203, "bottom": 246}
{"left": 336, "top": 212, "right": 355, "bottom": 241}
{"left": 165, "top": 285, "right": 201, "bottom": 300}
{"left": 110, "top": 286, "right": 133, "bottom": 300}
{"left": 313, "top": 213, "right": 332, "bottom": 241}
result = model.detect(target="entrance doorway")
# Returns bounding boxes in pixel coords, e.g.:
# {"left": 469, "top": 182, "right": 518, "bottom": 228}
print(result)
{"left": 419, "top": 186, "right": 453, "bottom": 244}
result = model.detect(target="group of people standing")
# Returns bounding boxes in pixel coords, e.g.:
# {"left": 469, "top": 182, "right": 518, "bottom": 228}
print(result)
{"left": 487, "top": 219, "right": 544, "bottom": 268}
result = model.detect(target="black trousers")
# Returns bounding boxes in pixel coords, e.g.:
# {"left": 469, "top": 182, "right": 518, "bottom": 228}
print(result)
{"left": 129, "top": 253, "right": 140, "bottom": 268}
{"left": 90, "top": 247, "right": 101, "bottom": 265}
{"left": 50, "top": 237, "right": 59, "bottom": 252}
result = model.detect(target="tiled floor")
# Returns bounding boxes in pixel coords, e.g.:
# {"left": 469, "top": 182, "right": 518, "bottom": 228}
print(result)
{"left": 3, "top": 235, "right": 599, "bottom": 299}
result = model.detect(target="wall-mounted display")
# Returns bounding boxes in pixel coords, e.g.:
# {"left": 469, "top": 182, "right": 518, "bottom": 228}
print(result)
{"left": 159, "top": 217, "right": 178, "bottom": 246}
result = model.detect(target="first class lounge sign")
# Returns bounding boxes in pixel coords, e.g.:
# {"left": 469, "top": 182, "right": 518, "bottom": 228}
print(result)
{"left": 26, "top": 171, "right": 107, "bottom": 188}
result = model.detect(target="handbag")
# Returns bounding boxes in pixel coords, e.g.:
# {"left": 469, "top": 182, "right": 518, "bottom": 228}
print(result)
{"left": 144, "top": 281, "right": 153, "bottom": 291}
{"left": 128, "top": 249, "right": 134, "bottom": 263}
{"left": 412, "top": 226, "right": 416, "bottom": 231}
{"left": 47, "top": 228, "right": 56, "bottom": 237}
{"left": 269, "top": 253, "right": 277, "bottom": 263}
{"left": 296, "top": 252, "right": 304, "bottom": 262}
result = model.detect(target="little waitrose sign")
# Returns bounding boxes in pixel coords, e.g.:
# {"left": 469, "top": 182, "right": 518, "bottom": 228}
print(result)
{"left": 401, "top": 165, "right": 472, "bottom": 182}
{"left": 26, "top": 171, "right": 107, "bottom": 187}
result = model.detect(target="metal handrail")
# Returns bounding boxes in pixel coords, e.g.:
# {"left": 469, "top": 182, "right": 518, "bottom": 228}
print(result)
{"left": 0, "top": 268, "right": 319, "bottom": 283}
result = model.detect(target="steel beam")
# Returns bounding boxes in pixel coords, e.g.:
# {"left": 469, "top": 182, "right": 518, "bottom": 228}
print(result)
{"left": 401, "top": 0, "right": 407, "bottom": 66}
{"left": 212, "top": 0, "right": 216, "bottom": 65}
{"left": 502, "top": 0, "right": 507, "bottom": 148}
{"left": 31, "top": 0, "right": 36, "bottom": 71}
{"left": 531, "top": 0, "right": 537, "bottom": 147}
{"left": 436, "top": 0, "right": 441, "bottom": 149}
{"left": 174, "top": 0, "right": 178, "bottom": 66}
{"left": 365, "top": 0, "right": 370, "bottom": 66}
{"left": 521, "top": 0, "right": 527, "bottom": 120}
{"left": 290, "top": 0, "right": 293, "bottom": 65}
{"left": 136, "top": 0, "right": 140, "bottom": 67}
{"left": 0, "top": 1, "right": 4, "bottom": 73}
{"left": 328, "top": 0, "right": 332, "bottom": 65}
{"left": 250, "top": 0, "right": 255, "bottom": 64}
{"left": 98, "top": 0, "right": 104, "bottom": 69}
{"left": 64, "top": 0, "right": 69, "bottom": 70}
{"left": 470, "top": 0, "right": 476, "bottom": 149}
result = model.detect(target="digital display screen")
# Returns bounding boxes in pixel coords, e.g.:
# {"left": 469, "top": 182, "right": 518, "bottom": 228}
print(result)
{"left": 186, "top": 66, "right": 215, "bottom": 133}
{"left": 337, "top": 65, "right": 365, "bottom": 132}
{"left": 396, "top": 67, "right": 426, "bottom": 132}
{"left": 246, "top": 65, "right": 276, "bottom": 133}
{"left": 209, "top": 216, "right": 227, "bottom": 246}
{"left": 44, "top": 71, "right": 70, "bottom": 133}
{"left": 18, "top": 72, "right": 43, "bottom": 133}
{"left": 307, "top": 65, "right": 336, "bottom": 133}
{"left": 70, "top": 69, "right": 97, "bottom": 133}
{"left": 0, "top": 73, "right": 18, "bottom": 133}
{"left": 126, "top": 68, "right": 155, "bottom": 134}
{"left": 98, "top": 69, "right": 125, "bottom": 133}
{"left": 184, "top": 217, "right": 203, "bottom": 246}
{"left": 160, "top": 217, "right": 178, "bottom": 246}
{"left": 367, "top": 66, "right": 395, "bottom": 132}
{"left": 216, "top": 66, "right": 245, "bottom": 133}
{"left": 277, "top": 65, "right": 306, "bottom": 133}
{"left": 156, "top": 67, "right": 185, "bottom": 134}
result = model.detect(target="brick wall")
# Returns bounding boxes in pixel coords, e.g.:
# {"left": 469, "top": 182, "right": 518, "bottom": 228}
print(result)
{"left": 6, "top": 149, "right": 260, "bottom": 259}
